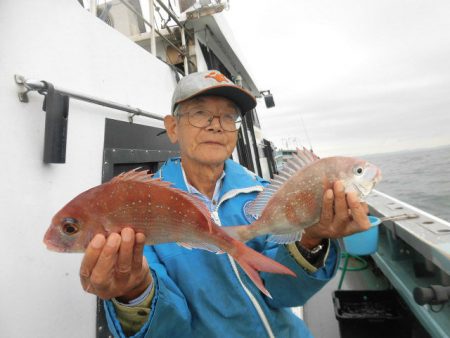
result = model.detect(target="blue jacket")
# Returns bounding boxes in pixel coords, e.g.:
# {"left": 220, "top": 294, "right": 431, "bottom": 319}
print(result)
{"left": 105, "top": 157, "right": 340, "bottom": 338}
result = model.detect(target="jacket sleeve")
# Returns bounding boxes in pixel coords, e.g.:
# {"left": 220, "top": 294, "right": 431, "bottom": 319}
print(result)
{"left": 104, "top": 245, "right": 192, "bottom": 338}
{"left": 260, "top": 239, "right": 340, "bottom": 308}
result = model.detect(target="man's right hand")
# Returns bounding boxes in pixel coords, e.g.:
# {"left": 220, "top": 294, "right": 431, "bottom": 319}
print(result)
{"left": 79, "top": 227, "right": 152, "bottom": 302}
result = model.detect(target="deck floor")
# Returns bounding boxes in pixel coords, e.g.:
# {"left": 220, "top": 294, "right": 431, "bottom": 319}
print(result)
{"left": 303, "top": 256, "right": 390, "bottom": 338}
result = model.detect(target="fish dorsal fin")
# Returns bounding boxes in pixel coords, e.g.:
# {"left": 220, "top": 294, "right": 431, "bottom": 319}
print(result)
{"left": 111, "top": 168, "right": 172, "bottom": 188}
{"left": 246, "top": 147, "right": 320, "bottom": 217}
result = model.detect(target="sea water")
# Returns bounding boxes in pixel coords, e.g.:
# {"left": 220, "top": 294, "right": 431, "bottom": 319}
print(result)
{"left": 363, "top": 145, "right": 450, "bottom": 222}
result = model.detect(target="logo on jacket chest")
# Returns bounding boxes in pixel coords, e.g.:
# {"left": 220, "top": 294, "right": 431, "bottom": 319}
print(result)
{"left": 243, "top": 200, "right": 260, "bottom": 224}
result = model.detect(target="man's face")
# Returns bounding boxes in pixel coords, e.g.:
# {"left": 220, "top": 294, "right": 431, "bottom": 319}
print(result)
{"left": 164, "top": 96, "right": 240, "bottom": 166}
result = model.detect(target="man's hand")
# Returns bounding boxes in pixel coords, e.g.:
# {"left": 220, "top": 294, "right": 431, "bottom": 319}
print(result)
{"left": 300, "top": 181, "right": 371, "bottom": 249}
{"left": 79, "top": 227, "right": 152, "bottom": 302}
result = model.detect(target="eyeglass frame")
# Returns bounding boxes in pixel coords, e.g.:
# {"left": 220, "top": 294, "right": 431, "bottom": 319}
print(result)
{"left": 173, "top": 105, "right": 243, "bottom": 132}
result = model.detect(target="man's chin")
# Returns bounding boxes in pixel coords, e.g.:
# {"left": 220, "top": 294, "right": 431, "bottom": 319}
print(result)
{"left": 196, "top": 152, "right": 229, "bottom": 166}
{"left": 202, "top": 156, "right": 228, "bottom": 166}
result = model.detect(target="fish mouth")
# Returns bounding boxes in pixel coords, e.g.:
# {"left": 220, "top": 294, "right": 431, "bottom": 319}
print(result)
{"left": 375, "top": 168, "right": 383, "bottom": 184}
{"left": 43, "top": 226, "right": 66, "bottom": 252}
{"left": 44, "top": 240, "right": 83, "bottom": 253}
{"left": 44, "top": 239, "right": 67, "bottom": 253}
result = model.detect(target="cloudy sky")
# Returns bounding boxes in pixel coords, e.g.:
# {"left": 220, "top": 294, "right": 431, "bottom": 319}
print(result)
{"left": 224, "top": 0, "right": 450, "bottom": 156}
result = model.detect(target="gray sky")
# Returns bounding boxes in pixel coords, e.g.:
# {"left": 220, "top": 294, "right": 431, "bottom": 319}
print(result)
{"left": 225, "top": 0, "right": 450, "bottom": 156}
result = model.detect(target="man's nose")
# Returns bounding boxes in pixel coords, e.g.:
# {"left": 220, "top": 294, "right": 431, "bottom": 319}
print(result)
{"left": 207, "top": 115, "right": 223, "bottom": 131}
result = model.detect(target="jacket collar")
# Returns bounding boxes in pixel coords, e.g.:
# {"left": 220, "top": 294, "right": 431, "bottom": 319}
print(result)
{"left": 158, "top": 157, "right": 268, "bottom": 199}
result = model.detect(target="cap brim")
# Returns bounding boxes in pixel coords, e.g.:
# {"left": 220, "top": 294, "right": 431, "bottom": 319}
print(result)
{"left": 175, "top": 84, "right": 257, "bottom": 114}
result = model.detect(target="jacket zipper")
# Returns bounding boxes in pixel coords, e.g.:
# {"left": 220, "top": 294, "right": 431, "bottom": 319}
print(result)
{"left": 212, "top": 186, "right": 275, "bottom": 338}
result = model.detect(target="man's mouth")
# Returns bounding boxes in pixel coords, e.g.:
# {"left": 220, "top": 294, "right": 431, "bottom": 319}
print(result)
{"left": 203, "top": 141, "right": 224, "bottom": 145}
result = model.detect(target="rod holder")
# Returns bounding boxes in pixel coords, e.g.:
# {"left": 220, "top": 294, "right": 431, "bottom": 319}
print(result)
{"left": 42, "top": 82, "right": 69, "bottom": 164}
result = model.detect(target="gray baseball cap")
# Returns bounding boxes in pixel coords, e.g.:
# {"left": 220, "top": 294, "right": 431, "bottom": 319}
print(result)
{"left": 171, "top": 70, "right": 257, "bottom": 114}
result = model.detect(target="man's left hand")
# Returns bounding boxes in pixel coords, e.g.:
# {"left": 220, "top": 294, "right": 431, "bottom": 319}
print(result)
{"left": 299, "top": 180, "right": 370, "bottom": 250}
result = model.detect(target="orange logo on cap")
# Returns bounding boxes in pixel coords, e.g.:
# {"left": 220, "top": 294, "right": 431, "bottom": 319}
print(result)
{"left": 205, "top": 71, "right": 229, "bottom": 83}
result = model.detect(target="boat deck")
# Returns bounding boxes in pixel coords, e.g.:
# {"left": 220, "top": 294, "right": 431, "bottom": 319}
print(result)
{"left": 304, "top": 245, "right": 437, "bottom": 337}
{"left": 304, "top": 255, "right": 389, "bottom": 338}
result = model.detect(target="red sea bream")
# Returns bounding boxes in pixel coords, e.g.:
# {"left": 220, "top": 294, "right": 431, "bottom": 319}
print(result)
{"left": 44, "top": 169, "right": 295, "bottom": 297}
{"left": 226, "top": 148, "right": 382, "bottom": 244}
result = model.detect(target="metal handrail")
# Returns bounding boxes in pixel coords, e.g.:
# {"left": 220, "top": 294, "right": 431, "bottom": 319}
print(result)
{"left": 154, "top": 0, "right": 194, "bottom": 39}
{"left": 15, "top": 75, "right": 164, "bottom": 121}
{"left": 118, "top": 0, "right": 186, "bottom": 58}
{"left": 117, "top": 0, "right": 194, "bottom": 74}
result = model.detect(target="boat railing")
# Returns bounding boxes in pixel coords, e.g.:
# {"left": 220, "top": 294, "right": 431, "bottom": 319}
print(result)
{"left": 366, "top": 189, "right": 450, "bottom": 337}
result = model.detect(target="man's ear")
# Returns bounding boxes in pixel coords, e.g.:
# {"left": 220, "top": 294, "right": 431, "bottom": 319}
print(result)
{"left": 164, "top": 115, "right": 178, "bottom": 144}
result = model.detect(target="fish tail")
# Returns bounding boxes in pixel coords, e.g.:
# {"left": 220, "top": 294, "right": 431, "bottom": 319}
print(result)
{"left": 230, "top": 239, "right": 296, "bottom": 298}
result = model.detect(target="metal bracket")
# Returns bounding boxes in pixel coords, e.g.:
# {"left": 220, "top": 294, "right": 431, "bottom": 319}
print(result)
{"left": 14, "top": 74, "right": 48, "bottom": 103}
{"left": 15, "top": 74, "right": 30, "bottom": 102}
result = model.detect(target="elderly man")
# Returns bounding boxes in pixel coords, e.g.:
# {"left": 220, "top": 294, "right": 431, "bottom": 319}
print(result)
{"left": 79, "top": 70, "right": 370, "bottom": 337}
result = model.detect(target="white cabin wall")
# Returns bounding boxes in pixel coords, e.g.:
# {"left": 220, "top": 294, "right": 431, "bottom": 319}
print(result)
{"left": 0, "top": 1, "right": 176, "bottom": 337}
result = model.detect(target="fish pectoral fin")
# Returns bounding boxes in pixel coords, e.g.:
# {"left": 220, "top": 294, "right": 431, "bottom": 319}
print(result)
{"left": 267, "top": 231, "right": 303, "bottom": 244}
{"left": 177, "top": 242, "right": 224, "bottom": 254}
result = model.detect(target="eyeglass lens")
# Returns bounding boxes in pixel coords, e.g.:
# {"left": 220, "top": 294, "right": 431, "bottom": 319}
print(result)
{"left": 188, "top": 110, "right": 242, "bottom": 131}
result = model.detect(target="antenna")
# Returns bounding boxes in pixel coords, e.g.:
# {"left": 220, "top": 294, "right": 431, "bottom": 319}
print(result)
{"left": 299, "top": 115, "right": 313, "bottom": 152}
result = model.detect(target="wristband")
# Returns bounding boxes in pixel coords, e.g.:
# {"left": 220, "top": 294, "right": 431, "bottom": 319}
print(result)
{"left": 114, "top": 280, "right": 153, "bottom": 307}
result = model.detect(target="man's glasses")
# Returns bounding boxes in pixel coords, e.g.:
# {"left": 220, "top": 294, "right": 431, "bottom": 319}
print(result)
{"left": 176, "top": 109, "right": 242, "bottom": 131}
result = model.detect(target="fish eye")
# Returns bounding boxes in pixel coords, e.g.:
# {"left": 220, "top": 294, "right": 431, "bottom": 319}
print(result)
{"left": 354, "top": 166, "right": 364, "bottom": 175}
{"left": 62, "top": 218, "right": 79, "bottom": 235}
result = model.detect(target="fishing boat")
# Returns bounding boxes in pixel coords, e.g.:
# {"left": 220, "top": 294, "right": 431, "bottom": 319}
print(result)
{"left": 1, "top": 1, "right": 448, "bottom": 337}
